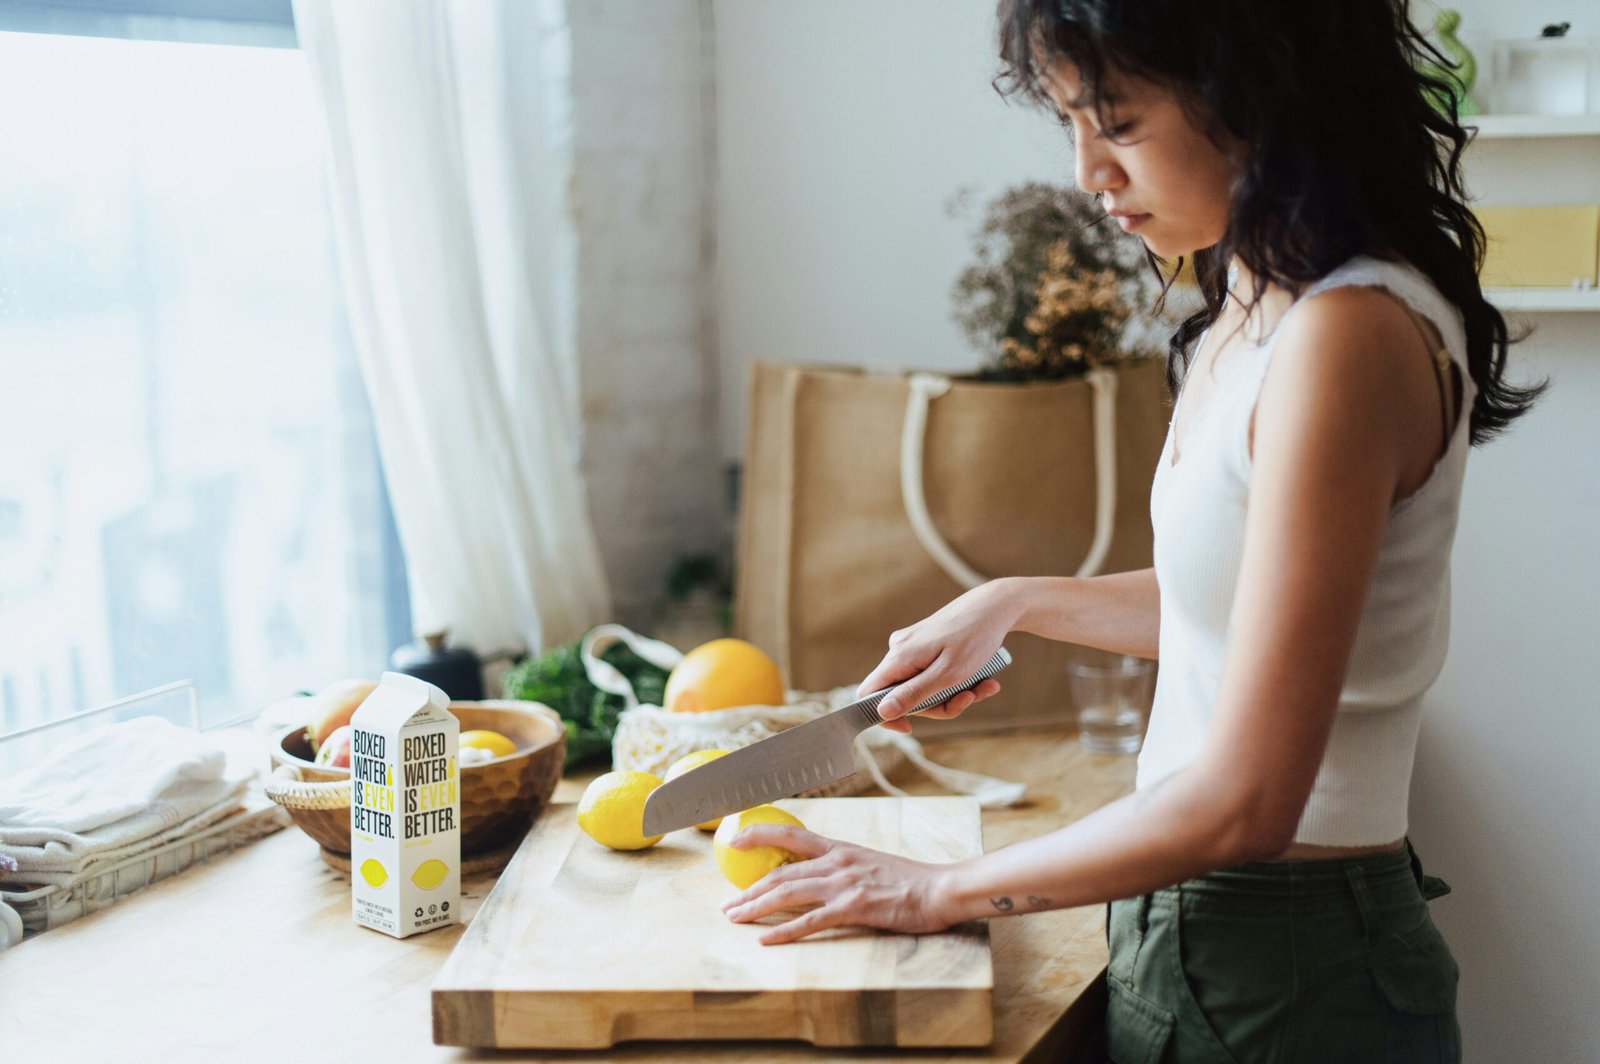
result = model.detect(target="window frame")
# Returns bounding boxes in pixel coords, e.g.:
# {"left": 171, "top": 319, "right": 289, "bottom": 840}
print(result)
{"left": 0, "top": 0, "right": 295, "bottom": 49}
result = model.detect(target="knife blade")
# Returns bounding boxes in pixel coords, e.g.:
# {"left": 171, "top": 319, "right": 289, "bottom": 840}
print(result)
{"left": 640, "top": 647, "right": 1012, "bottom": 836}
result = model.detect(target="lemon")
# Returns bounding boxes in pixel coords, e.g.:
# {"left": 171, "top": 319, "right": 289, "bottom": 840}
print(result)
{"left": 577, "top": 770, "right": 665, "bottom": 850}
{"left": 663, "top": 638, "right": 785, "bottom": 714}
{"left": 411, "top": 858, "right": 450, "bottom": 890}
{"left": 712, "top": 804, "right": 807, "bottom": 889}
{"left": 663, "top": 749, "right": 731, "bottom": 830}
{"left": 459, "top": 729, "right": 517, "bottom": 759}
{"left": 359, "top": 858, "right": 388, "bottom": 888}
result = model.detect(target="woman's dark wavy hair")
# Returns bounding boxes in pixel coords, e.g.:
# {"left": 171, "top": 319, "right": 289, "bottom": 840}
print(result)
{"left": 995, "top": 0, "right": 1544, "bottom": 444}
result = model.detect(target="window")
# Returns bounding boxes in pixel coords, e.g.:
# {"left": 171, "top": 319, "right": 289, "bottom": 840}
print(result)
{"left": 0, "top": 17, "right": 410, "bottom": 734}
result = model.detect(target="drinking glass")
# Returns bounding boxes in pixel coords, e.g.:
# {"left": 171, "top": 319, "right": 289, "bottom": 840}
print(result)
{"left": 1066, "top": 655, "right": 1156, "bottom": 754}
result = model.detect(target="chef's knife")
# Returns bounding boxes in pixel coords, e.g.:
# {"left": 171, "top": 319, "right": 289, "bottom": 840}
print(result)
{"left": 640, "top": 647, "right": 1012, "bottom": 836}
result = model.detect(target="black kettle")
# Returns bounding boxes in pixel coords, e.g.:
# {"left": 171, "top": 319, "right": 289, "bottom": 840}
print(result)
{"left": 389, "top": 629, "right": 485, "bottom": 701}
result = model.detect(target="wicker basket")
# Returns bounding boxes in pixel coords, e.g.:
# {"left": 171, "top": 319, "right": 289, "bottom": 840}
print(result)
{"left": 265, "top": 700, "right": 565, "bottom": 857}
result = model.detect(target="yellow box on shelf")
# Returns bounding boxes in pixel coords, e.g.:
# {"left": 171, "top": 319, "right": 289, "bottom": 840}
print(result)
{"left": 1473, "top": 205, "right": 1600, "bottom": 288}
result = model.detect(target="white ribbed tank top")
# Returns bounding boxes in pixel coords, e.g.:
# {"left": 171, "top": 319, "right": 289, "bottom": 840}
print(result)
{"left": 1139, "top": 255, "right": 1478, "bottom": 846}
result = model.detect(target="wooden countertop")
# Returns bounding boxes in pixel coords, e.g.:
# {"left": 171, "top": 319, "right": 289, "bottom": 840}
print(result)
{"left": 0, "top": 726, "right": 1134, "bottom": 1063}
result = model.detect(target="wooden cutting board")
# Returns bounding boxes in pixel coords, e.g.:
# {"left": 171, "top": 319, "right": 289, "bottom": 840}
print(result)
{"left": 431, "top": 795, "right": 992, "bottom": 1049}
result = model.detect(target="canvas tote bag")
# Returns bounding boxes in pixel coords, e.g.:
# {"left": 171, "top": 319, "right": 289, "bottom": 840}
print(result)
{"left": 734, "top": 357, "right": 1169, "bottom": 735}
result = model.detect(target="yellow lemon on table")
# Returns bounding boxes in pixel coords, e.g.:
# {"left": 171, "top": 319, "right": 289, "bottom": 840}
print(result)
{"left": 663, "top": 638, "right": 785, "bottom": 714}
{"left": 713, "top": 804, "right": 807, "bottom": 889}
{"left": 577, "top": 770, "right": 665, "bottom": 851}
{"left": 663, "top": 749, "right": 731, "bottom": 831}
{"left": 459, "top": 729, "right": 517, "bottom": 759}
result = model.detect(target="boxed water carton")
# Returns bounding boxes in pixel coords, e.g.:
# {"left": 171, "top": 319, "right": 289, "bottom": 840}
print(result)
{"left": 349, "top": 671, "right": 460, "bottom": 938}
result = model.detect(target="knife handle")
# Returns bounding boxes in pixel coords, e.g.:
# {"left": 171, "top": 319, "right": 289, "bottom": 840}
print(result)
{"left": 855, "top": 647, "right": 1012, "bottom": 725}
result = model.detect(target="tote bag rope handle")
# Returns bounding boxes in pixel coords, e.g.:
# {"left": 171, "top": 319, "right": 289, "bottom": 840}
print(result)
{"left": 900, "top": 367, "right": 1119, "bottom": 588}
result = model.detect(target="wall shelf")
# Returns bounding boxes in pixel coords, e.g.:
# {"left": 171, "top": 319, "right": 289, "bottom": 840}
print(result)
{"left": 1485, "top": 287, "right": 1600, "bottom": 311}
{"left": 1469, "top": 114, "right": 1600, "bottom": 139}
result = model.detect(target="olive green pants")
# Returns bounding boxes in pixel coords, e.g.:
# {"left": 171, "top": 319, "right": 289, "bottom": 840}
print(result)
{"left": 1104, "top": 840, "right": 1460, "bottom": 1063}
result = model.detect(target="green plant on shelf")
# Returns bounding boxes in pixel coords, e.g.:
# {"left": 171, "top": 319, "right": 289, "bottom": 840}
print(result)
{"left": 1418, "top": 9, "right": 1478, "bottom": 118}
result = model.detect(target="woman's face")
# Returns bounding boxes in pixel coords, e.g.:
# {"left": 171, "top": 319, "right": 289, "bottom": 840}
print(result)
{"left": 1040, "top": 59, "right": 1241, "bottom": 259}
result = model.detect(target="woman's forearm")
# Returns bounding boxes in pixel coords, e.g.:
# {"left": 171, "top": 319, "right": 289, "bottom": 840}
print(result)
{"left": 935, "top": 762, "right": 1261, "bottom": 922}
{"left": 994, "top": 569, "right": 1161, "bottom": 659}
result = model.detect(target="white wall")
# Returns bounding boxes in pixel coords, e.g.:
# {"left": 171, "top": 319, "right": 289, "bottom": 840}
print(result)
{"left": 1408, "top": 6, "right": 1600, "bottom": 1051}
{"left": 567, "top": 0, "right": 723, "bottom": 629}
{"left": 713, "top": 0, "right": 1074, "bottom": 464}
{"left": 1415, "top": 319, "right": 1600, "bottom": 1063}
{"left": 712, "top": 1, "right": 1600, "bottom": 1060}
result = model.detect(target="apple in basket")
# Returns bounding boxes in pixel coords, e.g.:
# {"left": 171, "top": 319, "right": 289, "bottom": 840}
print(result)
{"left": 314, "top": 725, "right": 353, "bottom": 769}
{"left": 304, "top": 678, "right": 377, "bottom": 755}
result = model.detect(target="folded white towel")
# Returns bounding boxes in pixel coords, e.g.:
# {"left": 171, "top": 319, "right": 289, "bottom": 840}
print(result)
{"left": 0, "top": 716, "right": 232, "bottom": 832}
{"left": 1, "top": 794, "right": 250, "bottom": 887}
{"left": 0, "top": 717, "right": 251, "bottom": 881}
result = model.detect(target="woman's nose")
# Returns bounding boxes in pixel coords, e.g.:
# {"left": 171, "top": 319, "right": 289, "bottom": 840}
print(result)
{"left": 1073, "top": 140, "right": 1123, "bottom": 198}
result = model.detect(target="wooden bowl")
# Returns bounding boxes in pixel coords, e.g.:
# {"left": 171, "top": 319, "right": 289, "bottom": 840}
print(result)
{"left": 267, "top": 700, "right": 566, "bottom": 857}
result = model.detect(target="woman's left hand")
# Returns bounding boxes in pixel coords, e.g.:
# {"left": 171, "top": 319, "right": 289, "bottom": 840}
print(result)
{"left": 719, "top": 823, "right": 966, "bottom": 945}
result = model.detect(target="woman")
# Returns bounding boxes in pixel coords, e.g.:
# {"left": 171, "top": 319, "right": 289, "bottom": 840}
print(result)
{"left": 722, "top": 2, "right": 1544, "bottom": 1060}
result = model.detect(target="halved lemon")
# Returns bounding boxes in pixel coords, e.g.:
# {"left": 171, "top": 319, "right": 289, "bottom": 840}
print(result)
{"left": 459, "top": 729, "right": 517, "bottom": 759}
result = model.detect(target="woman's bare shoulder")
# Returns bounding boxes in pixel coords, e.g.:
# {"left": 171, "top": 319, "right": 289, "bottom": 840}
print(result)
{"left": 1256, "top": 284, "right": 1451, "bottom": 497}
{"left": 1286, "top": 283, "right": 1437, "bottom": 366}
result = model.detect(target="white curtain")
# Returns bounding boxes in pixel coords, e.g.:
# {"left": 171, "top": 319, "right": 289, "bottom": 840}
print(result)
{"left": 291, "top": 0, "right": 611, "bottom": 657}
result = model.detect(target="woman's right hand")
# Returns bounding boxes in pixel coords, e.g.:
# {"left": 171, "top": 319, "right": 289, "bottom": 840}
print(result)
{"left": 856, "top": 578, "right": 1024, "bottom": 734}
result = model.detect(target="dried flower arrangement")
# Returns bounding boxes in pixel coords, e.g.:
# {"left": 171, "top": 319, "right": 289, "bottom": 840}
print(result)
{"left": 949, "top": 182, "right": 1154, "bottom": 381}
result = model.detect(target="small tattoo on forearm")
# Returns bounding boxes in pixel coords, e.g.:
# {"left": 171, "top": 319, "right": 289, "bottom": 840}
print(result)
{"left": 991, "top": 896, "right": 1014, "bottom": 912}
{"left": 1027, "top": 896, "right": 1052, "bottom": 908}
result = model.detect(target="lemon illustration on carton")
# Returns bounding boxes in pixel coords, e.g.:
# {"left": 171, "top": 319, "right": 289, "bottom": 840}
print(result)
{"left": 412, "top": 859, "right": 450, "bottom": 890}
{"left": 359, "top": 858, "right": 388, "bottom": 889}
